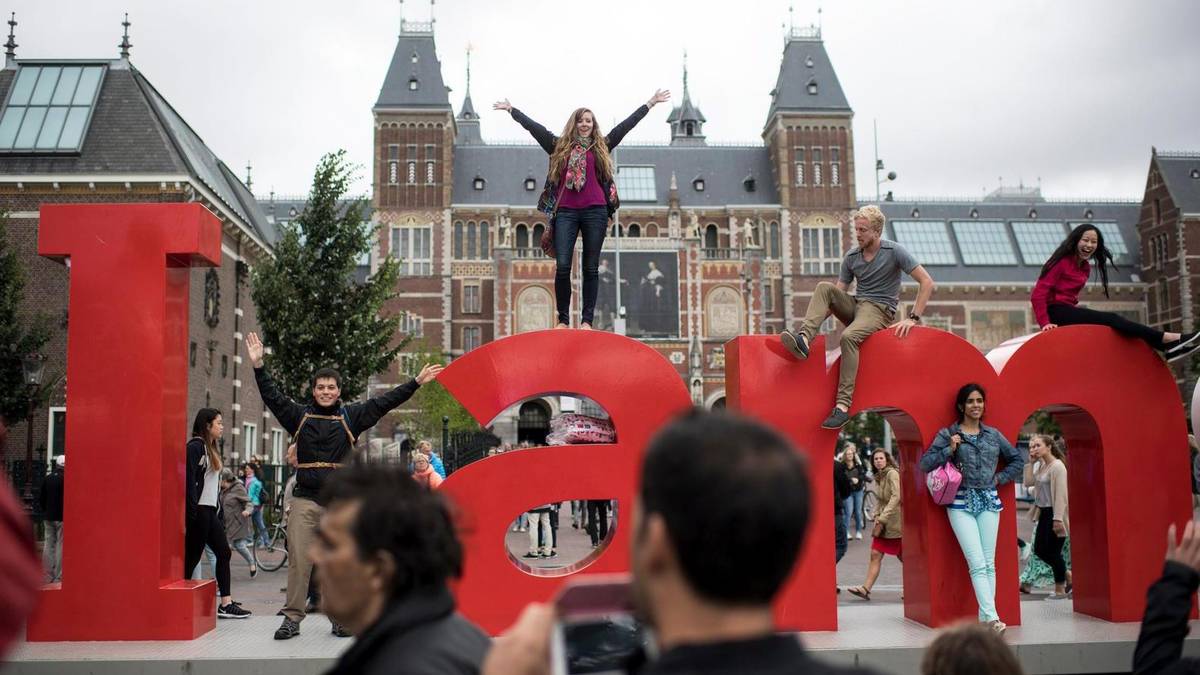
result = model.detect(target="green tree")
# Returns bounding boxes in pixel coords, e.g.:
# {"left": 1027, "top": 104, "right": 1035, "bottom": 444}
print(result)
{"left": 399, "top": 340, "right": 480, "bottom": 442}
{"left": 0, "top": 212, "right": 55, "bottom": 426}
{"left": 250, "top": 151, "right": 406, "bottom": 401}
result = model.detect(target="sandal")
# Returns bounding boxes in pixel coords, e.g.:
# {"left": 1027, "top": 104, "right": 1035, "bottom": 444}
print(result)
{"left": 848, "top": 586, "right": 871, "bottom": 601}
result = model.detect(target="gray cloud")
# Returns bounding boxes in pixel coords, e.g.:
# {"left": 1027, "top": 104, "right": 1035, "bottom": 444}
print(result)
{"left": 8, "top": 0, "right": 1198, "bottom": 200}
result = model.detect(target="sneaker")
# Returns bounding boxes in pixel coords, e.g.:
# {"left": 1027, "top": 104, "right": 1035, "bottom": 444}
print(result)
{"left": 1045, "top": 592, "right": 1070, "bottom": 601}
{"left": 523, "top": 552, "right": 540, "bottom": 559}
{"left": 274, "top": 618, "right": 301, "bottom": 640}
{"left": 547, "top": 550, "right": 558, "bottom": 558}
{"left": 1167, "top": 338, "right": 1200, "bottom": 363}
{"left": 855, "top": 532, "right": 862, "bottom": 540}
{"left": 1166, "top": 331, "right": 1200, "bottom": 355}
{"left": 331, "top": 621, "right": 351, "bottom": 638}
{"left": 781, "top": 330, "right": 810, "bottom": 360}
{"left": 821, "top": 408, "right": 850, "bottom": 429}
{"left": 846, "top": 533, "right": 853, "bottom": 541}
{"left": 218, "top": 602, "right": 252, "bottom": 619}
{"left": 989, "top": 620, "right": 1007, "bottom": 635}
{"left": 250, "top": 567, "right": 258, "bottom": 579}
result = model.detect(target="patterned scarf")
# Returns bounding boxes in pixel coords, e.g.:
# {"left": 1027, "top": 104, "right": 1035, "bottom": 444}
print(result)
{"left": 564, "top": 135, "right": 593, "bottom": 191}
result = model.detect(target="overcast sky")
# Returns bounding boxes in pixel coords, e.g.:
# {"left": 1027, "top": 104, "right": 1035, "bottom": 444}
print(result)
{"left": 7, "top": 0, "right": 1199, "bottom": 201}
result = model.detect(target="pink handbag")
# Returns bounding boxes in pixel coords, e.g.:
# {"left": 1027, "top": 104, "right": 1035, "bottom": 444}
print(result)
{"left": 926, "top": 461, "right": 963, "bottom": 506}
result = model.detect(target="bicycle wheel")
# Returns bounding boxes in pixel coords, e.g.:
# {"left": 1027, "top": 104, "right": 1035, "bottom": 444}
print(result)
{"left": 255, "top": 526, "right": 288, "bottom": 572}
{"left": 862, "top": 490, "right": 877, "bottom": 521}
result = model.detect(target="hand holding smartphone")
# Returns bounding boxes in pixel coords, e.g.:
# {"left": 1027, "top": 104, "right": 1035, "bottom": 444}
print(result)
{"left": 550, "top": 574, "right": 651, "bottom": 675}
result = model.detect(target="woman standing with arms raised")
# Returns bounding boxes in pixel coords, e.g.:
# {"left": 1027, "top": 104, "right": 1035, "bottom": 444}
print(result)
{"left": 494, "top": 89, "right": 670, "bottom": 329}
{"left": 1032, "top": 223, "right": 1199, "bottom": 360}
{"left": 919, "top": 384, "right": 1023, "bottom": 634}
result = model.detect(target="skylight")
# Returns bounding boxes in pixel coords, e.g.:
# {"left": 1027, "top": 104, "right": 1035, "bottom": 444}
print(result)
{"left": 0, "top": 64, "right": 106, "bottom": 153}
{"left": 616, "top": 166, "right": 656, "bottom": 202}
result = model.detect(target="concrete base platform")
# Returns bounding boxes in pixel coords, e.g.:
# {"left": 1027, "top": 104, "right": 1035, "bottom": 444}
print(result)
{"left": 6, "top": 599, "right": 1200, "bottom": 674}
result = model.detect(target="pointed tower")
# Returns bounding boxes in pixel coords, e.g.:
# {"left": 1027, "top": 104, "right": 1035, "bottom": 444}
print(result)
{"left": 762, "top": 22, "right": 855, "bottom": 212}
{"left": 455, "top": 46, "right": 483, "bottom": 146}
{"left": 374, "top": 8, "right": 453, "bottom": 211}
{"left": 666, "top": 53, "right": 706, "bottom": 147}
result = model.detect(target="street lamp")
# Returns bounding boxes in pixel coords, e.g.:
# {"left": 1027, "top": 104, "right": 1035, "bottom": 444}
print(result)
{"left": 21, "top": 353, "right": 46, "bottom": 512}
{"left": 873, "top": 119, "right": 898, "bottom": 202}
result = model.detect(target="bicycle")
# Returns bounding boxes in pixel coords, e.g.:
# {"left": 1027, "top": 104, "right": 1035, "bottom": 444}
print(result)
{"left": 254, "top": 518, "right": 288, "bottom": 572}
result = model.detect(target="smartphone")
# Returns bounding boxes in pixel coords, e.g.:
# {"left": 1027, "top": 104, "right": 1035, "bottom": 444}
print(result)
{"left": 550, "top": 574, "right": 652, "bottom": 675}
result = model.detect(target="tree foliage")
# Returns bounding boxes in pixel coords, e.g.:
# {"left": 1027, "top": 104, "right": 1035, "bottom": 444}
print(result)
{"left": 250, "top": 151, "right": 405, "bottom": 401}
{"left": 0, "top": 212, "right": 55, "bottom": 425}
{"left": 399, "top": 340, "right": 480, "bottom": 442}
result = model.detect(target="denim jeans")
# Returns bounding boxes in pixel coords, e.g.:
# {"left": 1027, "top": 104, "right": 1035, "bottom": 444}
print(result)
{"left": 843, "top": 491, "right": 865, "bottom": 534}
{"left": 947, "top": 508, "right": 1001, "bottom": 621}
{"left": 252, "top": 505, "right": 269, "bottom": 547}
{"left": 553, "top": 205, "right": 608, "bottom": 326}
{"left": 834, "top": 511, "right": 848, "bottom": 563}
{"left": 231, "top": 537, "right": 255, "bottom": 568}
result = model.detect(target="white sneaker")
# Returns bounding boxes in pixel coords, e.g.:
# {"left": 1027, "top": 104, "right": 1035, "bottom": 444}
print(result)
{"left": 1045, "top": 592, "right": 1070, "bottom": 601}
{"left": 846, "top": 533, "right": 853, "bottom": 541}
{"left": 855, "top": 532, "right": 863, "bottom": 540}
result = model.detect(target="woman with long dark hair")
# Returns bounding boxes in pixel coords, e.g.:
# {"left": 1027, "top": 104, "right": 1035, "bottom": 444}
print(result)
{"left": 185, "top": 408, "right": 250, "bottom": 618}
{"left": 494, "top": 89, "right": 670, "bottom": 329}
{"left": 919, "top": 384, "right": 1023, "bottom": 634}
{"left": 1032, "top": 223, "right": 1199, "bottom": 360}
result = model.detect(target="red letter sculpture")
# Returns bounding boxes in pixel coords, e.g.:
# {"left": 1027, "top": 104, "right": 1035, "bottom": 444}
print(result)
{"left": 727, "top": 325, "right": 1190, "bottom": 629}
{"left": 27, "top": 203, "right": 222, "bottom": 641}
{"left": 437, "top": 330, "right": 693, "bottom": 635}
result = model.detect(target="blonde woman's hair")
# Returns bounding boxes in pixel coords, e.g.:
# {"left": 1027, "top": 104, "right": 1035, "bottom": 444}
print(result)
{"left": 411, "top": 450, "right": 430, "bottom": 466}
{"left": 841, "top": 443, "right": 860, "bottom": 466}
{"left": 548, "top": 108, "right": 614, "bottom": 190}
{"left": 853, "top": 205, "right": 886, "bottom": 233}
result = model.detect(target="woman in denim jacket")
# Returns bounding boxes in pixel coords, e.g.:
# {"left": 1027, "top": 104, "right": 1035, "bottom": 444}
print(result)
{"left": 919, "top": 383, "right": 1024, "bottom": 634}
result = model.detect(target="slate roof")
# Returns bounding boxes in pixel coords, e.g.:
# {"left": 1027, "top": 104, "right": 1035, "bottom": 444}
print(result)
{"left": 1157, "top": 152, "right": 1200, "bottom": 216}
{"left": 879, "top": 196, "right": 1141, "bottom": 284}
{"left": 0, "top": 59, "right": 276, "bottom": 248}
{"left": 450, "top": 143, "right": 779, "bottom": 207}
{"left": 375, "top": 28, "right": 450, "bottom": 110}
{"left": 455, "top": 93, "right": 483, "bottom": 145}
{"left": 765, "top": 33, "right": 852, "bottom": 125}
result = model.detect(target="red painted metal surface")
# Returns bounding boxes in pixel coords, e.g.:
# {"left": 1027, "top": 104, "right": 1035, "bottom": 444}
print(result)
{"left": 26, "top": 203, "right": 222, "bottom": 641}
{"left": 727, "top": 326, "right": 1190, "bottom": 629}
{"left": 438, "top": 330, "right": 693, "bottom": 635}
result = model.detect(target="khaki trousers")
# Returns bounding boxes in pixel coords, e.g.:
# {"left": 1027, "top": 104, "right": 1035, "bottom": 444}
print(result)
{"left": 798, "top": 281, "right": 894, "bottom": 409}
{"left": 283, "top": 496, "right": 324, "bottom": 623}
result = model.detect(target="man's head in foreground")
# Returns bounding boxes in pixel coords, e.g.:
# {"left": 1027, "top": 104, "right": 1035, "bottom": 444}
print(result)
{"left": 631, "top": 410, "right": 811, "bottom": 638}
{"left": 313, "top": 465, "right": 463, "bottom": 634}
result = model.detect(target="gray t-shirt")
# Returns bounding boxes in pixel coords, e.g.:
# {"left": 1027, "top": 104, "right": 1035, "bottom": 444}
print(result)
{"left": 838, "top": 239, "right": 920, "bottom": 312}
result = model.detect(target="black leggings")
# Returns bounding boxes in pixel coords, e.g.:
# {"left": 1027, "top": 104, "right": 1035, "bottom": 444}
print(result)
{"left": 184, "top": 505, "right": 232, "bottom": 598}
{"left": 1048, "top": 303, "right": 1165, "bottom": 350}
{"left": 553, "top": 205, "right": 608, "bottom": 326}
{"left": 1033, "top": 507, "right": 1067, "bottom": 585}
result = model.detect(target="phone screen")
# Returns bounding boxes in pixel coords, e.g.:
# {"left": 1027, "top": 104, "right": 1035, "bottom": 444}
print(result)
{"left": 557, "top": 613, "right": 645, "bottom": 675}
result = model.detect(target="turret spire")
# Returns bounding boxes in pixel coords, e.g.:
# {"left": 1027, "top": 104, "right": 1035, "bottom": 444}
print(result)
{"left": 119, "top": 13, "right": 132, "bottom": 59}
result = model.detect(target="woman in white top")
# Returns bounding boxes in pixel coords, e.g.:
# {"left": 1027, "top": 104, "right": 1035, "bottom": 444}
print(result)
{"left": 184, "top": 409, "right": 250, "bottom": 618}
{"left": 1022, "top": 434, "right": 1070, "bottom": 599}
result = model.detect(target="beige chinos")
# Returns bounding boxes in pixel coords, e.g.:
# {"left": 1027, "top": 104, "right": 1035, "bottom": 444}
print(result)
{"left": 281, "top": 496, "right": 324, "bottom": 623}
{"left": 798, "top": 281, "right": 894, "bottom": 409}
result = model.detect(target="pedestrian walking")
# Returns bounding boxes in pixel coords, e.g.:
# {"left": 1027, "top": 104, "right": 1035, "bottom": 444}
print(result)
{"left": 848, "top": 449, "right": 903, "bottom": 601}
{"left": 219, "top": 468, "right": 257, "bottom": 578}
{"left": 39, "top": 456, "right": 65, "bottom": 583}
{"left": 1020, "top": 434, "right": 1070, "bottom": 598}
{"left": 839, "top": 443, "right": 868, "bottom": 540}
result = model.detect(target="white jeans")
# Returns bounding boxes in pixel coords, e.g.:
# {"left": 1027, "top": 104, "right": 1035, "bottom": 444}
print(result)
{"left": 527, "top": 511, "right": 552, "bottom": 555}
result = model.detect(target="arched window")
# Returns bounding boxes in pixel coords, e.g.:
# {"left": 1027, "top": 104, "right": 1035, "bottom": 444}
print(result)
{"left": 645, "top": 223, "right": 659, "bottom": 238}
{"left": 628, "top": 223, "right": 641, "bottom": 238}
{"left": 768, "top": 221, "right": 780, "bottom": 258}
{"left": 480, "top": 221, "right": 490, "bottom": 258}
{"left": 685, "top": 121, "right": 694, "bottom": 136}
{"left": 516, "top": 224, "right": 529, "bottom": 249}
{"left": 704, "top": 224, "right": 719, "bottom": 249}
{"left": 453, "top": 221, "right": 464, "bottom": 259}
{"left": 517, "top": 400, "right": 552, "bottom": 445}
{"left": 467, "top": 221, "right": 477, "bottom": 258}
{"left": 532, "top": 224, "right": 545, "bottom": 249}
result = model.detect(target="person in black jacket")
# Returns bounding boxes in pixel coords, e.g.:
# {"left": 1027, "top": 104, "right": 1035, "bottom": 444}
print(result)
{"left": 493, "top": 89, "right": 669, "bottom": 329}
{"left": 834, "top": 459, "right": 852, "bottom": 565}
{"left": 245, "top": 332, "right": 443, "bottom": 640}
{"left": 1133, "top": 520, "right": 1200, "bottom": 674}
{"left": 39, "top": 456, "right": 65, "bottom": 583}
{"left": 319, "top": 464, "right": 489, "bottom": 675}
{"left": 184, "top": 408, "right": 251, "bottom": 618}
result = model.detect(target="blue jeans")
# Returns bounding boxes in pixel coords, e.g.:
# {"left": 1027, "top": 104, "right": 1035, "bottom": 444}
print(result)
{"left": 553, "top": 205, "right": 608, "bottom": 326}
{"left": 843, "top": 491, "right": 865, "bottom": 534}
{"left": 231, "top": 537, "right": 255, "bottom": 568}
{"left": 252, "top": 505, "right": 269, "bottom": 547}
{"left": 947, "top": 508, "right": 1001, "bottom": 621}
{"left": 834, "top": 511, "right": 848, "bottom": 563}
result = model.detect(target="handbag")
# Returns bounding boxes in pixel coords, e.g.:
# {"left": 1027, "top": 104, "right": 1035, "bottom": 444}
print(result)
{"left": 926, "top": 460, "right": 963, "bottom": 506}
